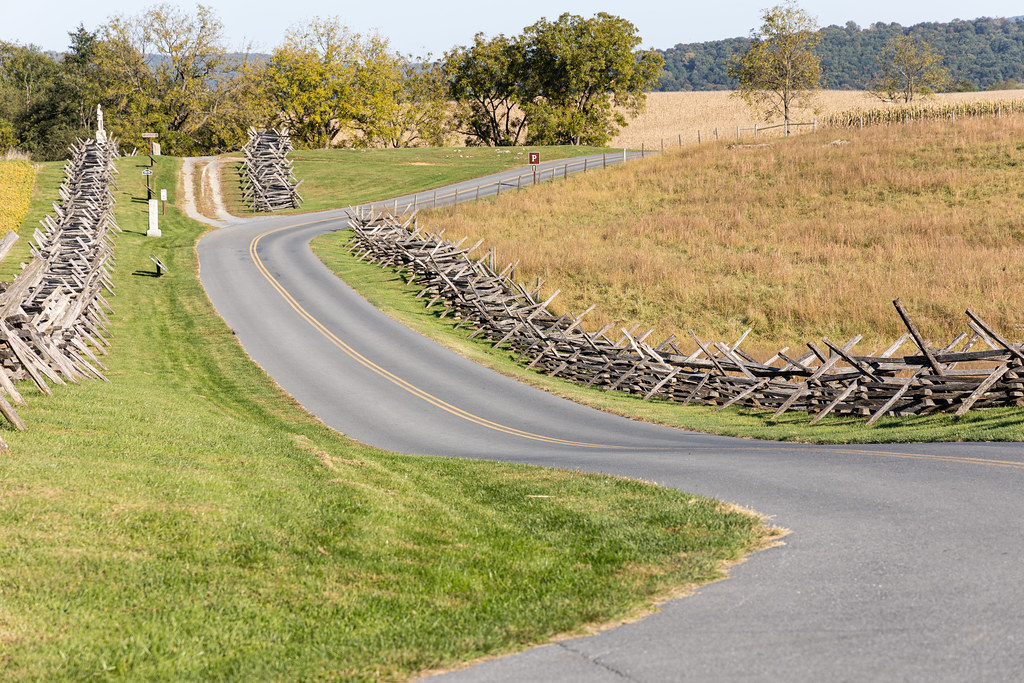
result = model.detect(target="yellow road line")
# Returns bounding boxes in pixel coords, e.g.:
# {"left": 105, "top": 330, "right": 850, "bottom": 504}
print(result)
{"left": 243, "top": 216, "right": 1024, "bottom": 471}
{"left": 249, "top": 220, "right": 631, "bottom": 449}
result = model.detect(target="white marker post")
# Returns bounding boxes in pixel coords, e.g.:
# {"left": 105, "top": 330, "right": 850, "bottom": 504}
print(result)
{"left": 147, "top": 198, "right": 161, "bottom": 237}
{"left": 160, "top": 188, "right": 167, "bottom": 215}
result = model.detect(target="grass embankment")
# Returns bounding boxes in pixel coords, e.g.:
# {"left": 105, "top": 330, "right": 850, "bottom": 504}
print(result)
{"left": 0, "top": 156, "right": 777, "bottom": 680}
{"left": 220, "top": 145, "right": 608, "bottom": 216}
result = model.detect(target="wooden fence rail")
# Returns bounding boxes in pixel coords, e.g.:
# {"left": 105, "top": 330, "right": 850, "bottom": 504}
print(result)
{"left": 0, "top": 135, "right": 120, "bottom": 442}
{"left": 239, "top": 128, "right": 303, "bottom": 212}
{"left": 344, "top": 210, "right": 1024, "bottom": 424}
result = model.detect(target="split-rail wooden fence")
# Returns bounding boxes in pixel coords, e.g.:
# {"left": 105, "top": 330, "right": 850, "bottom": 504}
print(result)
{"left": 0, "top": 136, "right": 119, "bottom": 442}
{"left": 240, "top": 128, "right": 303, "bottom": 212}
{"left": 346, "top": 210, "right": 1024, "bottom": 424}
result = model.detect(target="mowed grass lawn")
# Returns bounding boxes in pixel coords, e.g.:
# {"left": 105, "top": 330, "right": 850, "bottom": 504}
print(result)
{"left": 0, "top": 154, "right": 777, "bottom": 680}
{"left": 220, "top": 145, "right": 609, "bottom": 215}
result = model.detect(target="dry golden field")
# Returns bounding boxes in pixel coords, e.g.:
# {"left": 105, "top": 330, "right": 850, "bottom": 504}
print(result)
{"left": 425, "top": 114, "right": 1024, "bottom": 357}
{"left": 610, "top": 89, "right": 1024, "bottom": 148}
{"left": 0, "top": 160, "right": 33, "bottom": 236}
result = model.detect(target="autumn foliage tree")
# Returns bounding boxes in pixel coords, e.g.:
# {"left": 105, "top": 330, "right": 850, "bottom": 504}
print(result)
{"left": 728, "top": 1, "right": 822, "bottom": 127}
{"left": 264, "top": 18, "right": 450, "bottom": 149}
{"left": 869, "top": 36, "right": 950, "bottom": 103}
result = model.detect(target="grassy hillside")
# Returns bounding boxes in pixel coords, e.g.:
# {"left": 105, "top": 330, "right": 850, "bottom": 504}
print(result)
{"left": 0, "top": 155, "right": 776, "bottom": 680}
{"left": 312, "top": 229, "right": 1024, "bottom": 443}
{"left": 426, "top": 115, "right": 1024, "bottom": 359}
{"left": 220, "top": 145, "right": 608, "bottom": 216}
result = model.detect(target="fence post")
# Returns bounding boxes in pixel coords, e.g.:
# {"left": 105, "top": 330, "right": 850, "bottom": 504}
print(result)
{"left": 641, "top": 142, "right": 645, "bottom": 157}
{"left": 698, "top": 130, "right": 701, "bottom": 144}
{"left": 563, "top": 163, "right": 567, "bottom": 179}
{"left": 736, "top": 126, "right": 740, "bottom": 139}
{"left": 433, "top": 190, "right": 437, "bottom": 208}
{"left": 603, "top": 153, "right": 607, "bottom": 168}
{"left": 714, "top": 128, "right": 718, "bottom": 140}
{"left": 517, "top": 174, "right": 521, "bottom": 189}
{"left": 454, "top": 187, "right": 458, "bottom": 204}
{"left": 475, "top": 185, "right": 480, "bottom": 200}
{"left": 860, "top": 116, "right": 864, "bottom": 130}
{"left": 622, "top": 148, "right": 626, "bottom": 164}
{"left": 584, "top": 158, "right": 588, "bottom": 173}
{"left": 813, "top": 117, "right": 817, "bottom": 133}
{"left": 496, "top": 180, "right": 500, "bottom": 196}
{"left": 678, "top": 134, "right": 682, "bottom": 147}
{"left": 754, "top": 124, "right": 758, "bottom": 138}
{"left": 661, "top": 138, "right": 664, "bottom": 152}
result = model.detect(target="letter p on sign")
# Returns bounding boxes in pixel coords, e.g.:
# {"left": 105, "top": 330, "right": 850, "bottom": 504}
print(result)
{"left": 529, "top": 152, "right": 540, "bottom": 165}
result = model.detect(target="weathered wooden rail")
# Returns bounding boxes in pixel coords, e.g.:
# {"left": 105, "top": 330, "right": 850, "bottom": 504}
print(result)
{"left": 239, "top": 128, "right": 303, "bottom": 212}
{"left": 0, "top": 135, "right": 120, "bottom": 442}
{"left": 345, "top": 210, "right": 1024, "bottom": 424}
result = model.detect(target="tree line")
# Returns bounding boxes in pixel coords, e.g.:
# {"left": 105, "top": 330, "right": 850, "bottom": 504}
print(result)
{"left": 0, "top": 5, "right": 661, "bottom": 160}
{"left": 659, "top": 15, "right": 1024, "bottom": 92}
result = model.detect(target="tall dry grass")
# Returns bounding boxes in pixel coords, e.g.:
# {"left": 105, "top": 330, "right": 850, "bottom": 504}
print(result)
{"left": 425, "top": 114, "right": 1024, "bottom": 356}
{"left": 0, "top": 160, "right": 33, "bottom": 236}
{"left": 612, "top": 89, "right": 1024, "bottom": 148}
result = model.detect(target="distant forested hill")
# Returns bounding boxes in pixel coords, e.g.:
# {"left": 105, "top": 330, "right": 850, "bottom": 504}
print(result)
{"left": 657, "top": 16, "right": 1024, "bottom": 91}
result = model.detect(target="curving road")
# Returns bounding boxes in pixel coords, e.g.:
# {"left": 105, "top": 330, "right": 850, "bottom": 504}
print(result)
{"left": 196, "top": 156, "right": 1024, "bottom": 681}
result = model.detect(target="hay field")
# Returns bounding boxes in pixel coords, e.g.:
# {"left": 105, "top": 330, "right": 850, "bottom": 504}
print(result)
{"left": 0, "top": 160, "right": 33, "bottom": 236}
{"left": 611, "top": 89, "right": 1024, "bottom": 148}
{"left": 426, "top": 114, "right": 1024, "bottom": 357}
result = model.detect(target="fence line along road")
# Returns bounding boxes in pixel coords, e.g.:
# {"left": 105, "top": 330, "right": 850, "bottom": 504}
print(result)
{"left": 346, "top": 211, "right": 1024, "bottom": 424}
{"left": 352, "top": 150, "right": 648, "bottom": 217}
{"left": 0, "top": 134, "right": 120, "bottom": 440}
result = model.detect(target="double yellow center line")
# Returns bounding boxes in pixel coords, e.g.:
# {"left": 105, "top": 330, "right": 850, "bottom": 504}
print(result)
{"left": 249, "top": 219, "right": 631, "bottom": 449}
{"left": 246, "top": 217, "right": 1024, "bottom": 470}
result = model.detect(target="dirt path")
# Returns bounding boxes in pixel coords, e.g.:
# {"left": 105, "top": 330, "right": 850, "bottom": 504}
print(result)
{"left": 181, "top": 156, "right": 238, "bottom": 228}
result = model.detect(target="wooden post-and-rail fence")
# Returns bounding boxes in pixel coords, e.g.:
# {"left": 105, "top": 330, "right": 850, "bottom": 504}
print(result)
{"left": 344, "top": 210, "right": 1024, "bottom": 425}
{"left": 0, "top": 135, "right": 121, "bottom": 442}
{"left": 240, "top": 128, "right": 303, "bottom": 212}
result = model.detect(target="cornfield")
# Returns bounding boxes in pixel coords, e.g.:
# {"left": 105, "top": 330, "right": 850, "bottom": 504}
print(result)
{"left": 821, "top": 98, "right": 1024, "bottom": 128}
{"left": 610, "top": 90, "right": 1024, "bottom": 148}
{"left": 0, "top": 160, "right": 33, "bottom": 236}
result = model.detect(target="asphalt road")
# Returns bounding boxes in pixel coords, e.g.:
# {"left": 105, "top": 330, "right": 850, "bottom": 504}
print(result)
{"left": 196, "top": 156, "right": 1024, "bottom": 682}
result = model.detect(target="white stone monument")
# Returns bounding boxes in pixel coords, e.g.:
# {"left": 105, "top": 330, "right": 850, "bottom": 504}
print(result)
{"left": 96, "top": 104, "right": 106, "bottom": 143}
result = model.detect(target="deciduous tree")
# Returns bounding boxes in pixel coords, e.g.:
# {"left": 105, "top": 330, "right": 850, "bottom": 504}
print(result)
{"left": 349, "top": 50, "right": 452, "bottom": 148}
{"left": 869, "top": 36, "right": 950, "bottom": 103}
{"left": 264, "top": 17, "right": 361, "bottom": 148}
{"left": 522, "top": 13, "right": 663, "bottom": 146}
{"left": 443, "top": 33, "right": 529, "bottom": 146}
{"left": 728, "top": 2, "right": 821, "bottom": 127}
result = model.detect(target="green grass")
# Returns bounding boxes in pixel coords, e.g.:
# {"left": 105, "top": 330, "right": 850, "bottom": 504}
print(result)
{"left": 0, "top": 155, "right": 777, "bottom": 681}
{"left": 222, "top": 145, "right": 610, "bottom": 215}
{"left": 311, "top": 228, "right": 1024, "bottom": 444}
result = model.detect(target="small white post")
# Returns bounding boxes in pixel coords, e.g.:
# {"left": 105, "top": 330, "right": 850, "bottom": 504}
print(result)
{"left": 147, "top": 199, "right": 161, "bottom": 237}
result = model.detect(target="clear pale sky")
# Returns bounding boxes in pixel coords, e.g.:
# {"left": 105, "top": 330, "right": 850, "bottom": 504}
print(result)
{"left": 6, "top": 1, "right": 1023, "bottom": 55}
